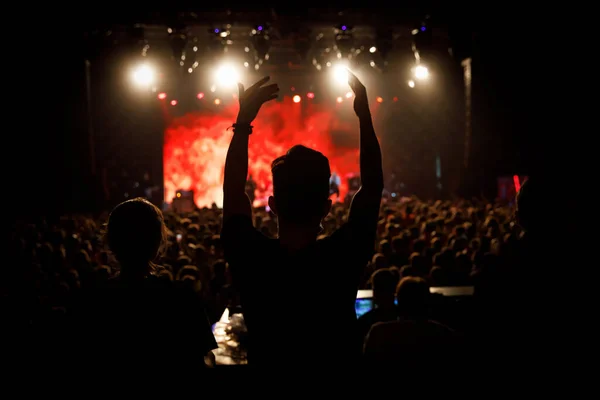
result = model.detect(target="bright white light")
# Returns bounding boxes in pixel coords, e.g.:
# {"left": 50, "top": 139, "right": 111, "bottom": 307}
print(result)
{"left": 132, "top": 64, "right": 155, "bottom": 86}
{"left": 332, "top": 64, "right": 348, "bottom": 85}
{"left": 369, "top": 46, "right": 377, "bottom": 53}
{"left": 215, "top": 63, "right": 240, "bottom": 88}
{"left": 292, "top": 95, "right": 301, "bottom": 103}
{"left": 415, "top": 65, "right": 429, "bottom": 80}
{"left": 345, "top": 91, "right": 353, "bottom": 98}
{"left": 408, "top": 80, "right": 415, "bottom": 88}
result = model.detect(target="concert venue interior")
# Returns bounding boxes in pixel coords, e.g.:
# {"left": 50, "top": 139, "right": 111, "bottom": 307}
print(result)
{"left": 36, "top": 8, "right": 532, "bottom": 211}
{"left": 93, "top": 13, "right": 468, "bottom": 210}
{"left": 8, "top": 6, "right": 572, "bottom": 383}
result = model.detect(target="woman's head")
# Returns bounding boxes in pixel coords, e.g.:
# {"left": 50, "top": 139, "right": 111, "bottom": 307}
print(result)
{"left": 106, "top": 198, "right": 167, "bottom": 270}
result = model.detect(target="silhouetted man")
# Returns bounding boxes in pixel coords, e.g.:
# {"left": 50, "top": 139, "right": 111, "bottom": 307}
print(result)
{"left": 221, "top": 73, "right": 383, "bottom": 370}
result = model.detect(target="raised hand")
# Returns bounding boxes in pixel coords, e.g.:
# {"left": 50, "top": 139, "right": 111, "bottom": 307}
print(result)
{"left": 347, "top": 70, "right": 370, "bottom": 118}
{"left": 236, "top": 76, "right": 279, "bottom": 125}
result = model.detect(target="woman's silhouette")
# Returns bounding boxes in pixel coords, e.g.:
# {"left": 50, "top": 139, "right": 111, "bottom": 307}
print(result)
{"left": 76, "top": 198, "right": 216, "bottom": 374}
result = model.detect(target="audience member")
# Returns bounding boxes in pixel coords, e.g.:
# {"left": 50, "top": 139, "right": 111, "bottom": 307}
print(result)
{"left": 221, "top": 73, "right": 383, "bottom": 369}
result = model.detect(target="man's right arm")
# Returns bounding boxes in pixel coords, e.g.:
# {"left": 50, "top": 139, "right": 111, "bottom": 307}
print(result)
{"left": 342, "top": 72, "right": 383, "bottom": 261}
{"left": 348, "top": 111, "right": 384, "bottom": 225}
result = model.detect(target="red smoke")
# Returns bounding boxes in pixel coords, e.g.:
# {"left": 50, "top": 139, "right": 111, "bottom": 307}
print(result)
{"left": 164, "top": 97, "right": 359, "bottom": 208}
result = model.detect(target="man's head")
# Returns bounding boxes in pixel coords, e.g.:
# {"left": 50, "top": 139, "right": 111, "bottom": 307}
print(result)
{"left": 396, "top": 276, "right": 430, "bottom": 318}
{"left": 268, "top": 145, "right": 332, "bottom": 226}
{"left": 371, "top": 268, "right": 399, "bottom": 307}
{"left": 106, "top": 198, "right": 166, "bottom": 269}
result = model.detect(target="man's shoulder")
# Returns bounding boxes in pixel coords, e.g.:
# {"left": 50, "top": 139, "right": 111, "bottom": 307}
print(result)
{"left": 221, "top": 214, "right": 267, "bottom": 243}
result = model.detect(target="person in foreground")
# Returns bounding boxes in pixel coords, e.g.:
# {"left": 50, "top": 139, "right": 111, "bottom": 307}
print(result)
{"left": 221, "top": 73, "right": 383, "bottom": 370}
{"left": 74, "top": 198, "right": 217, "bottom": 375}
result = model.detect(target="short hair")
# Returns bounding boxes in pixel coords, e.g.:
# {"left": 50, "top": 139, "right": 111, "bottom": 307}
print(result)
{"left": 271, "top": 145, "right": 331, "bottom": 222}
{"left": 106, "top": 198, "right": 166, "bottom": 266}
{"left": 396, "top": 276, "right": 430, "bottom": 316}
{"left": 371, "top": 268, "right": 399, "bottom": 296}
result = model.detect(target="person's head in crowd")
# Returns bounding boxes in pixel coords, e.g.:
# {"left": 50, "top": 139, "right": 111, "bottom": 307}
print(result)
{"left": 412, "top": 239, "right": 426, "bottom": 255}
{"left": 409, "top": 252, "right": 426, "bottom": 275}
{"left": 399, "top": 264, "right": 416, "bottom": 278}
{"left": 176, "top": 265, "right": 200, "bottom": 281}
{"left": 391, "top": 235, "right": 408, "bottom": 254}
{"left": 428, "top": 266, "right": 445, "bottom": 286}
{"left": 372, "top": 253, "right": 387, "bottom": 270}
{"left": 157, "top": 269, "right": 173, "bottom": 281}
{"left": 194, "top": 245, "right": 209, "bottom": 267}
{"left": 388, "top": 266, "right": 401, "bottom": 281}
{"left": 211, "top": 235, "right": 223, "bottom": 258}
{"left": 180, "top": 274, "right": 201, "bottom": 292}
{"left": 98, "top": 251, "right": 110, "bottom": 266}
{"left": 396, "top": 276, "right": 430, "bottom": 318}
{"left": 176, "top": 255, "right": 192, "bottom": 273}
{"left": 370, "top": 268, "right": 399, "bottom": 308}
{"left": 378, "top": 239, "right": 391, "bottom": 257}
{"left": 455, "top": 253, "right": 472, "bottom": 277}
{"left": 268, "top": 145, "right": 332, "bottom": 239}
{"left": 94, "top": 265, "right": 111, "bottom": 282}
{"left": 106, "top": 198, "right": 167, "bottom": 277}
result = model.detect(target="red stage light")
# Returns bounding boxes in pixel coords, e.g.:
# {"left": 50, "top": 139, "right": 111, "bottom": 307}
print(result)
{"left": 170, "top": 100, "right": 177, "bottom": 106}
{"left": 307, "top": 92, "right": 315, "bottom": 99}
{"left": 158, "top": 92, "right": 167, "bottom": 100}
{"left": 293, "top": 95, "right": 301, "bottom": 103}
{"left": 376, "top": 97, "right": 383, "bottom": 103}
{"left": 393, "top": 96, "right": 398, "bottom": 102}
{"left": 197, "top": 92, "right": 204, "bottom": 99}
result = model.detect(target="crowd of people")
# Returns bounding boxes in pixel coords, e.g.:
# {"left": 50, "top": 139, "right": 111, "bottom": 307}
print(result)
{"left": 5, "top": 73, "right": 558, "bottom": 385}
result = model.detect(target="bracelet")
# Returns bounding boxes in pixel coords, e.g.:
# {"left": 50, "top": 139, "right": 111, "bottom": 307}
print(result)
{"left": 230, "top": 123, "right": 253, "bottom": 134}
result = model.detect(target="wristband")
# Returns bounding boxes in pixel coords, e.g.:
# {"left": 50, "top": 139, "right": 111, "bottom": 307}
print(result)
{"left": 231, "top": 123, "right": 253, "bottom": 134}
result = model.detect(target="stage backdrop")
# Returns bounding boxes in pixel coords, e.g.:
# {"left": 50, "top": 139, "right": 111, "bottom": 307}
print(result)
{"left": 163, "top": 96, "right": 360, "bottom": 208}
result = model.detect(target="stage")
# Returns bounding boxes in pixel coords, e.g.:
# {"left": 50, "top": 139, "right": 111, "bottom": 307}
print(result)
{"left": 163, "top": 95, "right": 362, "bottom": 208}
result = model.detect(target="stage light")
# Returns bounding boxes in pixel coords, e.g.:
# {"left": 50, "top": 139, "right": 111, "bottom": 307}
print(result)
{"left": 132, "top": 64, "right": 155, "bottom": 86}
{"left": 345, "top": 91, "right": 353, "bottom": 99}
{"left": 307, "top": 92, "right": 315, "bottom": 99}
{"left": 332, "top": 64, "right": 348, "bottom": 85}
{"left": 376, "top": 97, "right": 383, "bottom": 103}
{"left": 214, "top": 98, "right": 221, "bottom": 105}
{"left": 336, "top": 96, "right": 343, "bottom": 103}
{"left": 197, "top": 92, "right": 204, "bottom": 99}
{"left": 408, "top": 80, "right": 415, "bottom": 88}
{"left": 170, "top": 100, "right": 177, "bottom": 106}
{"left": 157, "top": 92, "right": 167, "bottom": 100}
{"left": 393, "top": 96, "right": 398, "bottom": 102}
{"left": 293, "top": 95, "right": 301, "bottom": 103}
{"left": 214, "top": 63, "right": 240, "bottom": 88}
{"left": 414, "top": 65, "right": 429, "bottom": 80}
{"left": 369, "top": 46, "right": 377, "bottom": 53}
